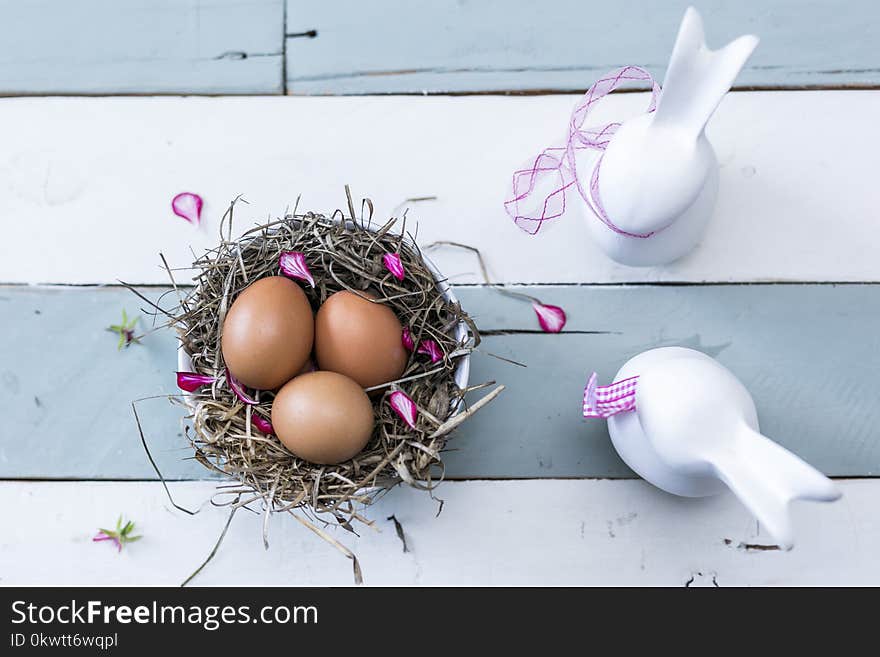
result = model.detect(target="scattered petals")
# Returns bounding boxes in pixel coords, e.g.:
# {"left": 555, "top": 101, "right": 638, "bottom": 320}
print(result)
{"left": 279, "top": 251, "right": 315, "bottom": 288}
{"left": 417, "top": 339, "right": 443, "bottom": 363}
{"left": 176, "top": 371, "right": 214, "bottom": 393}
{"left": 172, "top": 192, "right": 203, "bottom": 225}
{"left": 388, "top": 390, "right": 418, "bottom": 429}
{"left": 401, "top": 327, "right": 415, "bottom": 351}
{"left": 383, "top": 253, "right": 405, "bottom": 281}
{"left": 226, "top": 370, "right": 259, "bottom": 405}
{"left": 252, "top": 413, "right": 274, "bottom": 435}
{"left": 532, "top": 302, "right": 567, "bottom": 333}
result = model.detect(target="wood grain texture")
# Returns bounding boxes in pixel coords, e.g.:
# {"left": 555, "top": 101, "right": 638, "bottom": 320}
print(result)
{"left": 1, "top": 479, "right": 875, "bottom": 585}
{"left": 1, "top": 93, "right": 879, "bottom": 285}
{"left": 286, "top": 0, "right": 880, "bottom": 94}
{"left": 0, "top": 0, "right": 284, "bottom": 94}
{"left": 2, "top": 284, "right": 877, "bottom": 480}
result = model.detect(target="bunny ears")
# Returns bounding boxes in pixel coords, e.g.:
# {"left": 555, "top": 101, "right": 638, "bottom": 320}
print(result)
{"left": 583, "top": 373, "right": 639, "bottom": 418}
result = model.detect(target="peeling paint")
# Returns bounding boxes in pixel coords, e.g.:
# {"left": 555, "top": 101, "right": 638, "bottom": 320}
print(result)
{"left": 387, "top": 515, "right": 409, "bottom": 553}
{"left": 724, "top": 538, "right": 781, "bottom": 552}
{"left": 685, "top": 571, "right": 720, "bottom": 587}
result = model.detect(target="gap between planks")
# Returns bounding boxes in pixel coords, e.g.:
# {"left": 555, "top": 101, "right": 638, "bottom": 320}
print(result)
{"left": 1, "top": 84, "right": 879, "bottom": 99}
{"left": 285, "top": 84, "right": 880, "bottom": 97}
{"left": 5, "top": 281, "right": 880, "bottom": 289}
{"left": 1, "top": 475, "right": 875, "bottom": 483}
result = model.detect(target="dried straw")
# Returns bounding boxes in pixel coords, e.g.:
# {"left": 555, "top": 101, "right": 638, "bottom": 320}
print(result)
{"left": 162, "top": 192, "right": 501, "bottom": 579}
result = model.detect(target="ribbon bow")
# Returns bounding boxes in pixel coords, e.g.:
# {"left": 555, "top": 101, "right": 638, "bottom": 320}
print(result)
{"left": 504, "top": 66, "right": 661, "bottom": 237}
{"left": 583, "top": 372, "right": 639, "bottom": 419}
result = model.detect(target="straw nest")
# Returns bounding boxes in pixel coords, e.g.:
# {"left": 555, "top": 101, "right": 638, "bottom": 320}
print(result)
{"left": 157, "top": 194, "right": 501, "bottom": 580}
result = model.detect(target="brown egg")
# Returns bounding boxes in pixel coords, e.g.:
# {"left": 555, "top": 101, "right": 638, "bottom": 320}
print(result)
{"left": 315, "top": 290, "right": 408, "bottom": 389}
{"left": 221, "top": 276, "right": 314, "bottom": 390}
{"left": 271, "top": 371, "right": 375, "bottom": 464}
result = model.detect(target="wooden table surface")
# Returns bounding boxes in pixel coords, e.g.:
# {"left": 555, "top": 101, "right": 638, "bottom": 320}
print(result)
{"left": 0, "top": 1, "right": 878, "bottom": 586}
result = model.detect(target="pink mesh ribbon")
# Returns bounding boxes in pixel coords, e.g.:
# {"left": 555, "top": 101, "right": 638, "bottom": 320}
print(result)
{"left": 504, "top": 66, "right": 661, "bottom": 237}
{"left": 583, "top": 372, "right": 639, "bottom": 418}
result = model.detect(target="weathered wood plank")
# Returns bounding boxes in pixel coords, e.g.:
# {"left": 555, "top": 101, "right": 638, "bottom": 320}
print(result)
{"left": 455, "top": 283, "right": 880, "bottom": 478}
{"left": 1, "top": 479, "right": 876, "bottom": 585}
{"left": 2, "top": 284, "right": 877, "bottom": 480}
{"left": 286, "top": 0, "right": 880, "bottom": 94}
{"left": 0, "top": 0, "right": 284, "bottom": 94}
{"left": 1, "top": 93, "right": 879, "bottom": 285}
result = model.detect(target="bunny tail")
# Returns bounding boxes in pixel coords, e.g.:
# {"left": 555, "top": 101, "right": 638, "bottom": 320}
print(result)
{"left": 710, "top": 427, "right": 840, "bottom": 550}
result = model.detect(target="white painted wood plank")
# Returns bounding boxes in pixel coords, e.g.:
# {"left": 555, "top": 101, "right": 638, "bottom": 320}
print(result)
{"left": 1, "top": 480, "right": 875, "bottom": 586}
{"left": 0, "top": 92, "right": 878, "bottom": 285}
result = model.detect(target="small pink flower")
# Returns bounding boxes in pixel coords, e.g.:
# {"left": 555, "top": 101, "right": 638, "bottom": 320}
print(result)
{"left": 226, "top": 370, "right": 259, "bottom": 405}
{"left": 176, "top": 371, "right": 214, "bottom": 392}
{"left": 93, "top": 516, "right": 141, "bottom": 553}
{"left": 383, "top": 253, "right": 405, "bottom": 281}
{"left": 279, "top": 251, "right": 315, "bottom": 288}
{"left": 401, "top": 327, "right": 415, "bottom": 351}
{"left": 252, "top": 414, "right": 274, "bottom": 435}
{"left": 172, "top": 192, "right": 203, "bottom": 225}
{"left": 417, "top": 339, "right": 443, "bottom": 363}
{"left": 388, "top": 390, "right": 418, "bottom": 429}
{"left": 532, "top": 302, "right": 567, "bottom": 333}
{"left": 107, "top": 309, "right": 141, "bottom": 350}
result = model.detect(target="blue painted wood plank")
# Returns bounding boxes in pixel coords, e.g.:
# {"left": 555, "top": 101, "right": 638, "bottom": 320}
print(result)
{"left": 1, "top": 284, "right": 877, "bottom": 480}
{"left": 286, "top": 0, "right": 880, "bottom": 94}
{"left": 453, "top": 284, "right": 880, "bottom": 478}
{"left": 0, "top": 0, "right": 284, "bottom": 94}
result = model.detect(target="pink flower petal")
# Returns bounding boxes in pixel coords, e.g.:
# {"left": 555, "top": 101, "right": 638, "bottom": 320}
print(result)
{"left": 401, "top": 327, "right": 415, "bottom": 351}
{"left": 93, "top": 532, "right": 122, "bottom": 552}
{"left": 252, "top": 413, "right": 274, "bottom": 435}
{"left": 417, "top": 339, "right": 443, "bottom": 363}
{"left": 226, "top": 370, "right": 259, "bottom": 405}
{"left": 172, "top": 192, "right": 203, "bottom": 225}
{"left": 383, "top": 253, "right": 405, "bottom": 281}
{"left": 388, "top": 390, "right": 418, "bottom": 429}
{"left": 279, "top": 251, "right": 315, "bottom": 288}
{"left": 176, "top": 371, "right": 214, "bottom": 393}
{"left": 532, "top": 302, "right": 567, "bottom": 333}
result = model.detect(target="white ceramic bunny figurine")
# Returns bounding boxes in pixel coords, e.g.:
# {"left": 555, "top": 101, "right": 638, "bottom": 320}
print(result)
{"left": 584, "top": 7, "right": 759, "bottom": 266}
{"left": 588, "top": 347, "right": 840, "bottom": 549}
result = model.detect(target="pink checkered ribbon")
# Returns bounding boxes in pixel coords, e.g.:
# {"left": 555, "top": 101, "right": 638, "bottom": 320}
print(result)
{"left": 504, "top": 66, "right": 661, "bottom": 237}
{"left": 583, "top": 372, "right": 639, "bottom": 419}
